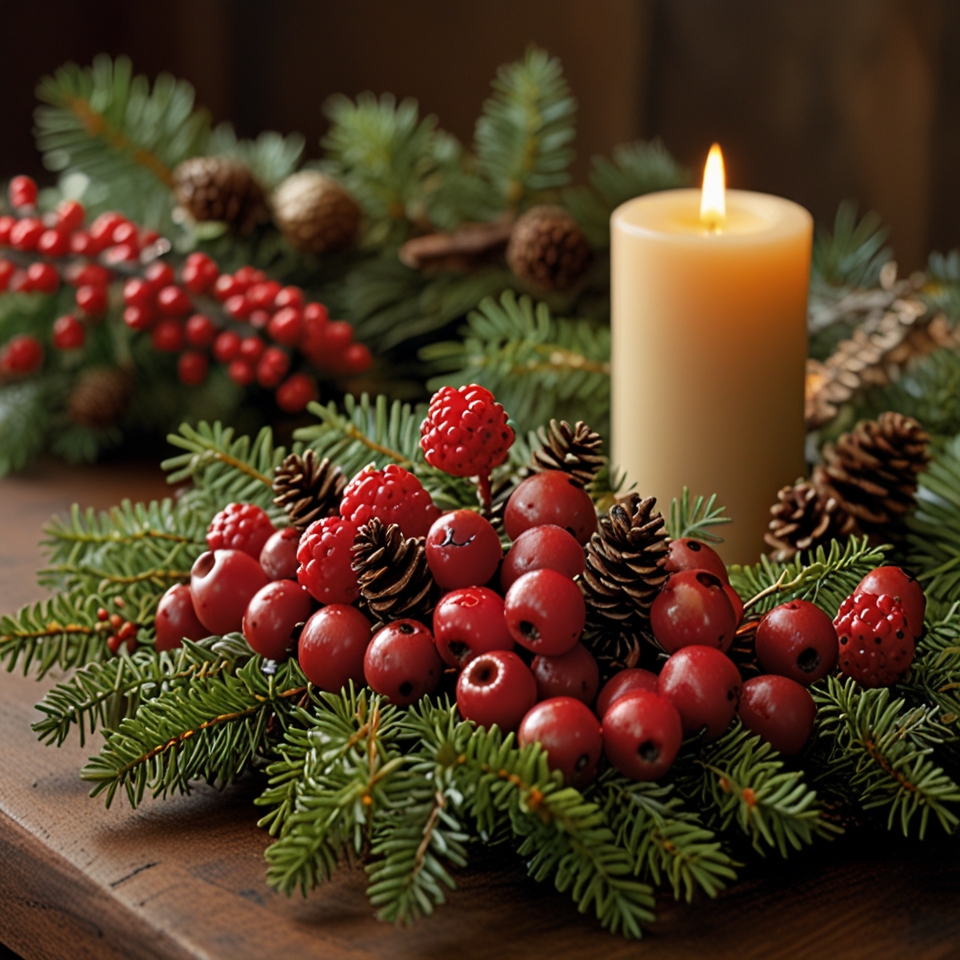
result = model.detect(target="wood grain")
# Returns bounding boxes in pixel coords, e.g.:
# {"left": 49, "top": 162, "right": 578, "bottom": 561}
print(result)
{"left": 2, "top": 463, "right": 960, "bottom": 959}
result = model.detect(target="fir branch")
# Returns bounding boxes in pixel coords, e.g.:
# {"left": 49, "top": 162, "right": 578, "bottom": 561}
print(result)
{"left": 666, "top": 488, "right": 731, "bottom": 544}
{"left": 902, "top": 603, "right": 960, "bottom": 723}
{"left": 811, "top": 202, "right": 892, "bottom": 292}
{"left": 81, "top": 657, "right": 306, "bottom": 808}
{"left": 811, "top": 677, "right": 960, "bottom": 837}
{"left": 207, "top": 124, "right": 305, "bottom": 190}
{"left": 0, "top": 379, "right": 52, "bottom": 476}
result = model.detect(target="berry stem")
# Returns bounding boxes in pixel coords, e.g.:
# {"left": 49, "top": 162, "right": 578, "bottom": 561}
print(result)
{"left": 477, "top": 472, "right": 493, "bottom": 513}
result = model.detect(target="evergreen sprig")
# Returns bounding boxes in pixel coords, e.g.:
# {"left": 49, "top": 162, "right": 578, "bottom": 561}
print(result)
{"left": 667, "top": 488, "right": 731, "bottom": 543}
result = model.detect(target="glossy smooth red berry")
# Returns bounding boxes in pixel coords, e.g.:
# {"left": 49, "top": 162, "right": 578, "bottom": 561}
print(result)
{"left": 595, "top": 668, "right": 660, "bottom": 720}
{"left": 500, "top": 524, "right": 585, "bottom": 592}
{"left": 75, "top": 284, "right": 107, "bottom": 318}
{"left": 268, "top": 306, "right": 303, "bottom": 346}
{"left": 190, "top": 549, "right": 269, "bottom": 636}
{"left": 56, "top": 199, "right": 85, "bottom": 232}
{"left": 834, "top": 592, "right": 914, "bottom": 688}
{"left": 504, "top": 471, "right": 598, "bottom": 546}
{"left": 275, "top": 286, "right": 304, "bottom": 310}
{"left": 239, "top": 336, "right": 265, "bottom": 363}
{"left": 275, "top": 373, "right": 317, "bottom": 413}
{"left": 0, "top": 220, "right": 13, "bottom": 246}
{"left": 602, "top": 690, "right": 683, "bottom": 781}
{"left": 340, "top": 464, "right": 441, "bottom": 539}
{"left": 213, "top": 330, "right": 242, "bottom": 363}
{"left": 144, "top": 262, "right": 176, "bottom": 290}
{"left": 37, "top": 228, "right": 70, "bottom": 256}
{"left": 456, "top": 649, "right": 537, "bottom": 731}
{"left": 10, "top": 217, "right": 44, "bottom": 250}
{"left": 518, "top": 697, "right": 603, "bottom": 786}
{"left": 856, "top": 566, "right": 926, "bottom": 637}
{"left": 363, "top": 620, "right": 443, "bottom": 706}
{"left": 504, "top": 568, "right": 585, "bottom": 656}
{"left": 650, "top": 570, "right": 737, "bottom": 654}
{"left": 530, "top": 642, "right": 599, "bottom": 705}
{"left": 228, "top": 358, "right": 255, "bottom": 385}
{"left": 151, "top": 318, "right": 185, "bottom": 352}
{"left": 296, "top": 516, "right": 360, "bottom": 605}
{"left": 0, "top": 335, "right": 44, "bottom": 376}
{"left": 26, "top": 262, "right": 60, "bottom": 294}
{"left": 9, "top": 176, "right": 38, "bottom": 208}
{"left": 256, "top": 347, "right": 290, "bottom": 389}
{"left": 341, "top": 342, "right": 372, "bottom": 373}
{"left": 178, "top": 350, "right": 209, "bottom": 386}
{"left": 664, "top": 538, "right": 729, "bottom": 583}
{"left": 185, "top": 313, "right": 217, "bottom": 348}
{"left": 298, "top": 605, "right": 372, "bottom": 692}
{"left": 123, "top": 304, "right": 155, "bottom": 332}
{"left": 724, "top": 584, "right": 744, "bottom": 626}
{"left": 657, "top": 645, "right": 741, "bottom": 739}
{"left": 425, "top": 510, "right": 502, "bottom": 590}
{"left": 247, "top": 280, "right": 282, "bottom": 310}
{"left": 242, "top": 580, "right": 313, "bottom": 660}
{"left": 738, "top": 675, "right": 816, "bottom": 755}
{"left": 207, "top": 502, "right": 276, "bottom": 558}
{"left": 432, "top": 586, "right": 513, "bottom": 667}
{"left": 260, "top": 526, "right": 301, "bottom": 581}
{"left": 755, "top": 599, "right": 838, "bottom": 686}
{"left": 154, "top": 583, "right": 209, "bottom": 652}
{"left": 52, "top": 314, "right": 86, "bottom": 351}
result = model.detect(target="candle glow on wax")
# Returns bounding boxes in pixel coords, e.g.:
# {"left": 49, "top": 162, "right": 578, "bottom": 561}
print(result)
{"left": 699, "top": 143, "right": 726, "bottom": 231}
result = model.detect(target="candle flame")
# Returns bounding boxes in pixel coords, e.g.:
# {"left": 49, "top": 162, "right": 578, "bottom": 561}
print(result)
{"left": 700, "top": 143, "right": 726, "bottom": 230}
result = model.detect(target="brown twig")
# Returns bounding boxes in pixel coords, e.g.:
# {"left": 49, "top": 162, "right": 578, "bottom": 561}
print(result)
{"left": 399, "top": 217, "right": 515, "bottom": 271}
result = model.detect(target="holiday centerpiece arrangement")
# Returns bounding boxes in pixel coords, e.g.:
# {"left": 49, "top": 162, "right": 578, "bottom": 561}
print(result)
{"left": 4, "top": 379, "right": 960, "bottom": 940}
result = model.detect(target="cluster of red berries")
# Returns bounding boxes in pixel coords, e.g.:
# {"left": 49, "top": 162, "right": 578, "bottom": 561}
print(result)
{"left": 0, "top": 175, "right": 371, "bottom": 411}
{"left": 96, "top": 598, "right": 138, "bottom": 655}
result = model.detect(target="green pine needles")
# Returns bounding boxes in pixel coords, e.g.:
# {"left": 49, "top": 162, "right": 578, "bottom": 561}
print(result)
{"left": 7, "top": 401, "right": 960, "bottom": 940}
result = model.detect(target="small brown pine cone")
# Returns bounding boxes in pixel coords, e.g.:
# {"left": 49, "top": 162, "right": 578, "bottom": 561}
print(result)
{"left": 272, "top": 171, "right": 361, "bottom": 255}
{"left": 765, "top": 479, "right": 858, "bottom": 562}
{"left": 532, "top": 420, "right": 604, "bottom": 489}
{"left": 581, "top": 623, "right": 645, "bottom": 685}
{"left": 273, "top": 450, "right": 346, "bottom": 532}
{"left": 67, "top": 368, "right": 134, "bottom": 429}
{"left": 173, "top": 156, "right": 268, "bottom": 236}
{"left": 506, "top": 205, "right": 590, "bottom": 291}
{"left": 578, "top": 494, "right": 670, "bottom": 631}
{"left": 351, "top": 518, "right": 438, "bottom": 625}
{"left": 813, "top": 412, "right": 930, "bottom": 540}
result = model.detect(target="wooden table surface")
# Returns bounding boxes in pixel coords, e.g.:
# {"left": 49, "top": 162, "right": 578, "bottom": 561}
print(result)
{"left": 2, "top": 463, "right": 960, "bottom": 960}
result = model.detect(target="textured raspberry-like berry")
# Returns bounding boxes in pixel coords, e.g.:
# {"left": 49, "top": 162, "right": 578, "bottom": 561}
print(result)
{"left": 340, "top": 464, "right": 441, "bottom": 538}
{"left": 834, "top": 592, "right": 915, "bottom": 688}
{"left": 296, "top": 516, "right": 360, "bottom": 605}
{"left": 206, "top": 502, "right": 276, "bottom": 558}
{"left": 420, "top": 384, "right": 514, "bottom": 477}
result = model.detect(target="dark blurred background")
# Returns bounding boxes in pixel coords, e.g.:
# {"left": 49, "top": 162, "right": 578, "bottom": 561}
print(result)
{"left": 0, "top": 0, "right": 954, "bottom": 269}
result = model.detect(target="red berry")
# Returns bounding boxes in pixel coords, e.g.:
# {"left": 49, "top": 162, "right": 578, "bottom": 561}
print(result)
{"left": 144, "top": 261, "right": 176, "bottom": 290}
{"left": 184, "top": 314, "right": 216, "bottom": 348}
{"left": 156, "top": 285, "right": 192, "bottom": 317}
{"left": 504, "top": 569, "right": 585, "bottom": 656}
{"left": 432, "top": 586, "right": 514, "bottom": 666}
{"left": 239, "top": 336, "right": 265, "bottom": 363}
{"left": 234, "top": 266, "right": 264, "bottom": 286}
{"left": 504, "top": 471, "right": 598, "bottom": 546}
{"left": 0, "top": 218, "right": 13, "bottom": 245}
{"left": 298, "top": 605, "right": 372, "bottom": 692}
{"left": 425, "top": 510, "right": 502, "bottom": 590}
{"left": 123, "top": 304, "right": 155, "bottom": 331}
{"left": 52, "top": 314, "right": 86, "bottom": 351}
{"left": 341, "top": 464, "right": 441, "bottom": 539}
{"left": 69, "top": 230, "right": 96, "bottom": 256}
{"left": 303, "top": 302, "right": 329, "bottom": 330}
{"left": 260, "top": 526, "right": 301, "bottom": 581}
{"left": 650, "top": 570, "right": 737, "bottom": 654}
{"left": 155, "top": 583, "right": 209, "bottom": 652}
{"left": 0, "top": 335, "right": 44, "bottom": 376}
{"left": 602, "top": 690, "right": 683, "bottom": 781}
{"left": 90, "top": 213, "right": 125, "bottom": 244}
{"left": 274, "top": 286, "right": 304, "bottom": 310}
{"left": 26, "top": 262, "right": 60, "bottom": 294}
{"left": 275, "top": 373, "right": 317, "bottom": 413}
{"left": 256, "top": 347, "right": 290, "bottom": 388}
{"left": 213, "top": 330, "right": 242, "bottom": 363}
{"left": 111, "top": 221, "right": 139, "bottom": 248}
{"left": 665, "top": 538, "right": 729, "bottom": 584}
{"left": 103, "top": 243, "right": 138, "bottom": 264}
{"left": 342, "top": 342, "right": 373, "bottom": 373}
{"left": 189, "top": 549, "right": 269, "bottom": 636}
{"left": 247, "top": 280, "right": 282, "bottom": 310}
{"left": 225, "top": 294, "right": 253, "bottom": 320}
{"left": 228, "top": 358, "right": 255, "bottom": 385}
{"left": 0, "top": 260, "right": 12, "bottom": 293}
{"left": 56, "top": 199, "right": 85, "bottom": 232}
{"left": 181, "top": 259, "right": 218, "bottom": 295}
{"left": 323, "top": 320, "right": 354, "bottom": 353}
{"left": 420, "top": 384, "right": 515, "bottom": 478}
{"left": 7, "top": 270, "right": 30, "bottom": 292}
{"left": 243, "top": 580, "right": 314, "bottom": 660}
{"left": 151, "top": 318, "right": 185, "bottom": 352}
{"left": 530, "top": 642, "right": 599, "bottom": 705}
{"left": 856, "top": 566, "right": 926, "bottom": 636}
{"left": 207, "top": 502, "right": 276, "bottom": 558}
{"left": 501, "top": 525, "right": 584, "bottom": 593}
{"left": 738, "top": 675, "right": 816, "bottom": 755}
{"left": 75, "top": 284, "right": 107, "bottom": 318}
{"left": 268, "top": 306, "right": 303, "bottom": 346}
{"left": 724, "top": 584, "right": 743, "bottom": 626}
{"left": 657, "top": 646, "right": 741, "bottom": 739}
{"left": 834, "top": 592, "right": 914, "bottom": 688}
{"left": 595, "top": 669, "right": 659, "bottom": 720}
{"left": 456, "top": 649, "right": 537, "bottom": 731}
{"left": 755, "top": 599, "right": 839, "bottom": 686}
{"left": 364, "top": 619, "right": 443, "bottom": 706}
{"left": 9, "top": 176, "right": 38, "bottom": 208}
{"left": 214, "top": 273, "right": 241, "bottom": 300}
{"left": 67, "top": 263, "right": 112, "bottom": 288}
{"left": 518, "top": 697, "right": 603, "bottom": 786}
{"left": 10, "top": 218, "right": 44, "bottom": 251}
{"left": 123, "top": 278, "right": 153, "bottom": 309}
{"left": 37, "top": 228, "right": 70, "bottom": 256}
{"left": 178, "top": 350, "right": 209, "bottom": 386}
{"left": 297, "top": 516, "right": 360, "bottom": 605}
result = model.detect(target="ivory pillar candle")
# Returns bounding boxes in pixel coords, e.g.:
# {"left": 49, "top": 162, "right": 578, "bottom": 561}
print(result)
{"left": 610, "top": 148, "right": 813, "bottom": 564}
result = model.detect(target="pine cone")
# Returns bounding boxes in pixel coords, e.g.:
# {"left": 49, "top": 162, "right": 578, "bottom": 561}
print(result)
{"left": 506, "top": 205, "right": 590, "bottom": 291}
{"left": 532, "top": 420, "right": 604, "bottom": 488}
{"left": 272, "top": 171, "right": 361, "bottom": 255}
{"left": 173, "top": 156, "right": 268, "bottom": 236}
{"left": 579, "top": 494, "right": 670, "bottom": 631}
{"left": 765, "top": 479, "right": 858, "bottom": 562}
{"left": 813, "top": 412, "right": 930, "bottom": 540}
{"left": 352, "top": 518, "right": 438, "bottom": 624}
{"left": 581, "top": 623, "right": 646, "bottom": 684}
{"left": 67, "top": 368, "right": 134, "bottom": 429}
{"left": 273, "top": 450, "right": 346, "bottom": 531}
